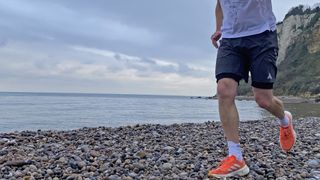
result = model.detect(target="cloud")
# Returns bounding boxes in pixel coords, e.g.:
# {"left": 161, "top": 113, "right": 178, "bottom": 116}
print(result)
{"left": 71, "top": 46, "right": 211, "bottom": 79}
{"left": 0, "top": 0, "right": 164, "bottom": 48}
{"left": 0, "top": 38, "right": 8, "bottom": 48}
{"left": 0, "top": 0, "right": 219, "bottom": 95}
{"left": 0, "top": 41, "right": 211, "bottom": 83}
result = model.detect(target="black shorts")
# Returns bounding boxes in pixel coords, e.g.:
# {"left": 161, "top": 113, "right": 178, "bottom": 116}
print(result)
{"left": 215, "top": 30, "right": 279, "bottom": 89}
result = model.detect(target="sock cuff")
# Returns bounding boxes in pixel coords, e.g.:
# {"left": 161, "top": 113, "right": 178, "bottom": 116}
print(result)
{"left": 227, "top": 141, "right": 243, "bottom": 161}
{"left": 227, "top": 141, "right": 240, "bottom": 147}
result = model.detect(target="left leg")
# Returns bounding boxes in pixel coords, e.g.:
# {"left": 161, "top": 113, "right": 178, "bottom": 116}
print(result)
{"left": 248, "top": 30, "right": 296, "bottom": 152}
{"left": 252, "top": 88, "right": 285, "bottom": 119}
{"left": 252, "top": 87, "right": 296, "bottom": 152}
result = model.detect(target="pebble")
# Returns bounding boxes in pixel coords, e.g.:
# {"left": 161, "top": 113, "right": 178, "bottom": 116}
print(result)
{"left": 80, "top": 145, "right": 90, "bottom": 153}
{"left": 0, "top": 149, "right": 8, "bottom": 156}
{"left": 163, "top": 146, "right": 175, "bottom": 151}
{"left": 23, "top": 176, "right": 31, "bottom": 180}
{"left": 162, "top": 163, "right": 173, "bottom": 170}
{"left": 66, "top": 174, "right": 82, "bottom": 180}
{"left": 58, "top": 157, "right": 67, "bottom": 164}
{"left": 46, "top": 169, "right": 54, "bottom": 176}
{"left": 28, "top": 165, "right": 37, "bottom": 172}
{"left": 128, "top": 172, "right": 138, "bottom": 178}
{"left": 0, "top": 117, "right": 319, "bottom": 179}
{"left": 5, "top": 160, "right": 33, "bottom": 167}
{"left": 276, "top": 177, "right": 287, "bottom": 180}
{"left": 307, "top": 159, "right": 320, "bottom": 168}
{"left": 108, "top": 175, "right": 121, "bottom": 180}
{"left": 122, "top": 176, "right": 133, "bottom": 180}
{"left": 135, "top": 151, "right": 147, "bottom": 159}
{"left": 77, "top": 161, "right": 86, "bottom": 169}
{"left": 89, "top": 150, "right": 100, "bottom": 157}
{"left": 311, "top": 170, "right": 320, "bottom": 179}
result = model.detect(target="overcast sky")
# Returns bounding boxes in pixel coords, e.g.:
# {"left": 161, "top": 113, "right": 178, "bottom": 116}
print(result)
{"left": 0, "top": 0, "right": 319, "bottom": 96}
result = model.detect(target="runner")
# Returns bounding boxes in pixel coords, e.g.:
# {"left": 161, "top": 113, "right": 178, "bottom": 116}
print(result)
{"left": 208, "top": 0, "right": 297, "bottom": 178}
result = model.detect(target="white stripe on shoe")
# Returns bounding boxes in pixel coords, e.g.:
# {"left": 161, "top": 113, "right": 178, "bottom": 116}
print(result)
{"left": 212, "top": 165, "right": 250, "bottom": 178}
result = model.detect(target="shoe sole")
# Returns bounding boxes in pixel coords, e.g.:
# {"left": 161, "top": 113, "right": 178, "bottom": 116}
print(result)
{"left": 280, "top": 111, "right": 297, "bottom": 152}
{"left": 208, "top": 165, "right": 250, "bottom": 178}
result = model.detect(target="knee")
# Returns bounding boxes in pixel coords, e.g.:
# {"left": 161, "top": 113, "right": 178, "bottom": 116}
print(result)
{"left": 217, "top": 80, "right": 237, "bottom": 100}
{"left": 255, "top": 95, "right": 272, "bottom": 109}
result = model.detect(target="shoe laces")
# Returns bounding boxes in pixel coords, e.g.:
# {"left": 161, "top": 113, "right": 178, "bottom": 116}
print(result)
{"left": 217, "top": 156, "right": 236, "bottom": 169}
{"left": 282, "top": 126, "right": 291, "bottom": 139}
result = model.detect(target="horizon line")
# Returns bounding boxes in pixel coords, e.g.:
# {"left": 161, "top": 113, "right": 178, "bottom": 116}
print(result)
{"left": 0, "top": 91, "right": 214, "bottom": 98}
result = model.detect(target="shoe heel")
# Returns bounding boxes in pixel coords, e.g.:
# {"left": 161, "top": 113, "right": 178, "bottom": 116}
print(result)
{"left": 238, "top": 165, "right": 250, "bottom": 176}
{"left": 284, "top": 111, "right": 292, "bottom": 120}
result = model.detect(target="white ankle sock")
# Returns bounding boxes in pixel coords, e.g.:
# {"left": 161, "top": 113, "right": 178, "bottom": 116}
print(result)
{"left": 279, "top": 113, "right": 289, "bottom": 127}
{"left": 227, "top": 141, "right": 243, "bottom": 161}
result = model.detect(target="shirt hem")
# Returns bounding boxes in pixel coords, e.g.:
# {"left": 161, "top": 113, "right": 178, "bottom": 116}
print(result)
{"left": 221, "top": 27, "right": 276, "bottom": 39}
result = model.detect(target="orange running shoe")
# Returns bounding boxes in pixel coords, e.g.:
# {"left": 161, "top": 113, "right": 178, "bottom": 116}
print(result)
{"left": 208, "top": 155, "right": 249, "bottom": 178}
{"left": 280, "top": 111, "right": 296, "bottom": 152}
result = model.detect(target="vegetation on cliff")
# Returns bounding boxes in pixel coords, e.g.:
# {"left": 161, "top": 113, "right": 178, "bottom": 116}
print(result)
{"left": 238, "top": 5, "right": 320, "bottom": 97}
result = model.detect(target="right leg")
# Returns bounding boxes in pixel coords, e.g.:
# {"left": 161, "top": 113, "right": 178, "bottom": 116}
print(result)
{"left": 209, "top": 78, "right": 250, "bottom": 178}
{"left": 209, "top": 37, "right": 250, "bottom": 178}
{"left": 217, "top": 78, "right": 240, "bottom": 143}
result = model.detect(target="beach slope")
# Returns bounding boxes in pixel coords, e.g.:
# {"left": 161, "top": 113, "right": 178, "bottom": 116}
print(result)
{"left": 0, "top": 117, "right": 319, "bottom": 179}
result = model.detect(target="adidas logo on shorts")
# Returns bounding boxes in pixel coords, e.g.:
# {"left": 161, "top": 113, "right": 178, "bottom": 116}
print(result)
{"left": 267, "top": 73, "right": 272, "bottom": 80}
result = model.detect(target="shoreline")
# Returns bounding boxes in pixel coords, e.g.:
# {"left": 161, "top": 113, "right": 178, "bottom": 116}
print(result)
{"left": 192, "top": 95, "right": 320, "bottom": 104}
{"left": 1, "top": 117, "right": 320, "bottom": 179}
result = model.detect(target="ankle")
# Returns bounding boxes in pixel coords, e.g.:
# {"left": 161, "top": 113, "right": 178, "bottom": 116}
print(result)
{"left": 227, "top": 141, "right": 243, "bottom": 161}
{"left": 279, "top": 113, "right": 289, "bottom": 127}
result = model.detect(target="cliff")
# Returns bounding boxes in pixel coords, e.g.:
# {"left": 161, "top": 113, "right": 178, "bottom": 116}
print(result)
{"left": 238, "top": 5, "right": 320, "bottom": 97}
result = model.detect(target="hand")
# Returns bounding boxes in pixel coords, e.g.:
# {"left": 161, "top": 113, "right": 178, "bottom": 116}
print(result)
{"left": 211, "top": 31, "right": 222, "bottom": 48}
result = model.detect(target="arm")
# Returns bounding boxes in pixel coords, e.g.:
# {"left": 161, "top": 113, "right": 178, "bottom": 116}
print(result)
{"left": 215, "top": 0, "right": 223, "bottom": 32}
{"left": 211, "top": 0, "right": 223, "bottom": 48}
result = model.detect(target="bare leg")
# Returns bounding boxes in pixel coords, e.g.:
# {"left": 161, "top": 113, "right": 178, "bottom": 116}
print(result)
{"left": 253, "top": 88, "right": 285, "bottom": 119}
{"left": 217, "top": 78, "right": 240, "bottom": 143}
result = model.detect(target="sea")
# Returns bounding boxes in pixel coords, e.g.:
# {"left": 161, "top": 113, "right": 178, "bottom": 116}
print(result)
{"left": 0, "top": 92, "right": 319, "bottom": 133}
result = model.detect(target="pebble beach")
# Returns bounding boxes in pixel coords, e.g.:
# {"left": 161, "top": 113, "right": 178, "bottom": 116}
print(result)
{"left": 0, "top": 117, "right": 319, "bottom": 180}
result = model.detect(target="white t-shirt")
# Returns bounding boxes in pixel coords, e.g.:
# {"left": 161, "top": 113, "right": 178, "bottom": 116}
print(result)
{"left": 219, "top": 0, "right": 277, "bottom": 38}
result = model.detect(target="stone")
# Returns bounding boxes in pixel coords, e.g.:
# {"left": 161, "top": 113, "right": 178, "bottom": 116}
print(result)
{"left": 80, "top": 145, "right": 90, "bottom": 153}
{"left": 128, "top": 172, "right": 138, "bottom": 178}
{"left": 66, "top": 174, "right": 82, "bottom": 180}
{"left": 5, "top": 160, "right": 32, "bottom": 167}
{"left": 307, "top": 159, "right": 320, "bottom": 168}
{"left": 122, "top": 176, "right": 133, "bottom": 180}
{"left": 108, "top": 175, "right": 121, "bottom": 180}
{"left": 0, "top": 150, "right": 8, "bottom": 156}
{"left": 58, "top": 157, "right": 67, "bottom": 164}
{"left": 77, "top": 161, "right": 86, "bottom": 169}
{"left": 175, "top": 148, "right": 183, "bottom": 155}
{"left": 250, "top": 136, "right": 259, "bottom": 141}
{"left": 68, "top": 160, "right": 79, "bottom": 169}
{"left": 278, "top": 154, "right": 286, "bottom": 158}
{"left": 23, "top": 176, "right": 32, "bottom": 180}
{"left": 162, "top": 163, "right": 172, "bottom": 170}
{"left": 300, "top": 171, "right": 308, "bottom": 178}
{"left": 115, "top": 159, "right": 122, "bottom": 165}
{"left": 135, "top": 151, "right": 147, "bottom": 159}
{"left": 179, "top": 172, "right": 188, "bottom": 177}
{"left": 89, "top": 150, "right": 100, "bottom": 157}
{"left": 46, "top": 169, "right": 54, "bottom": 176}
{"left": 163, "top": 146, "right": 175, "bottom": 151}
{"left": 29, "top": 165, "right": 37, "bottom": 172}
{"left": 0, "top": 117, "right": 319, "bottom": 179}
